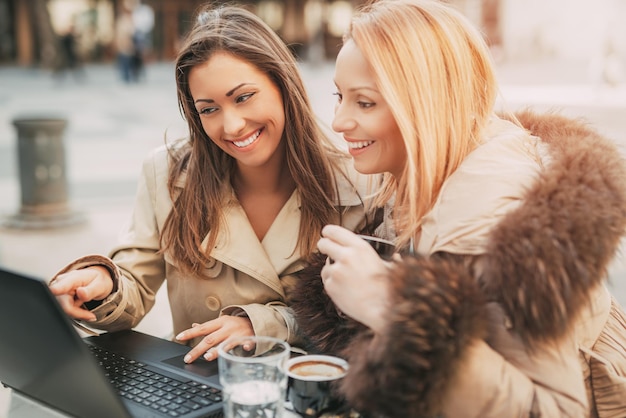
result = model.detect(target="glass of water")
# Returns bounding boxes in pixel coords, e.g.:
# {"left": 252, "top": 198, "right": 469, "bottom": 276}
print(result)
{"left": 218, "top": 335, "right": 290, "bottom": 418}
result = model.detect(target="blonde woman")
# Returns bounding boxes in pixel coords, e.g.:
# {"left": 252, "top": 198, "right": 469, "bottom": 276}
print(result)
{"left": 293, "top": 0, "right": 626, "bottom": 416}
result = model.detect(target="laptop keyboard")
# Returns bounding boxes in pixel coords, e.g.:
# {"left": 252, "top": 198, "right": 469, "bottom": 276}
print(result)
{"left": 88, "top": 344, "right": 223, "bottom": 417}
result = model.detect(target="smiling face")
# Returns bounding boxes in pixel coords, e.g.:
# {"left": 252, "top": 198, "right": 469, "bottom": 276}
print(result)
{"left": 332, "top": 40, "right": 406, "bottom": 178}
{"left": 189, "top": 51, "right": 286, "bottom": 170}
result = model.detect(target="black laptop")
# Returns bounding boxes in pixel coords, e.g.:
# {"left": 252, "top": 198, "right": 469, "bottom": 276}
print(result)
{"left": 0, "top": 266, "right": 224, "bottom": 418}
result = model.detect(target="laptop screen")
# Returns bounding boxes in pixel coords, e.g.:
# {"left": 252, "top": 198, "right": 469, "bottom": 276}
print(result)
{"left": 0, "top": 266, "right": 132, "bottom": 418}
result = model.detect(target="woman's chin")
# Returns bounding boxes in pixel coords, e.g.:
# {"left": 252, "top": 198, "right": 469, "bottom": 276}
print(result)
{"left": 353, "top": 160, "right": 382, "bottom": 175}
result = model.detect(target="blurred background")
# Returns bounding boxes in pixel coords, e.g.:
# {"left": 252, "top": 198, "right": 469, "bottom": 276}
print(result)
{"left": 1, "top": 0, "right": 625, "bottom": 71}
{"left": 0, "top": 0, "right": 626, "bottom": 415}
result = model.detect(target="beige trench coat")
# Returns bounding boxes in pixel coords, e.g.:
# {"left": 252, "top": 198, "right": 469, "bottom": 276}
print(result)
{"left": 52, "top": 145, "right": 372, "bottom": 347}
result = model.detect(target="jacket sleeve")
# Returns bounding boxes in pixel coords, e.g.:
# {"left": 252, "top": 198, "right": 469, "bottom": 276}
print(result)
{"left": 50, "top": 150, "right": 167, "bottom": 332}
{"left": 339, "top": 254, "right": 588, "bottom": 418}
{"left": 220, "top": 302, "right": 299, "bottom": 345}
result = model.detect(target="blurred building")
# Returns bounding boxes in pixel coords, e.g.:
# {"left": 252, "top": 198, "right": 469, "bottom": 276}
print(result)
{"left": 0, "top": 0, "right": 367, "bottom": 67}
{"left": 0, "top": 0, "right": 624, "bottom": 74}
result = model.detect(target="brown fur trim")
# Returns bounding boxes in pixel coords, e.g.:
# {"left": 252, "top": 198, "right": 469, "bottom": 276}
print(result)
{"left": 339, "top": 254, "right": 487, "bottom": 418}
{"left": 484, "top": 110, "right": 626, "bottom": 345}
{"left": 290, "top": 252, "right": 367, "bottom": 355}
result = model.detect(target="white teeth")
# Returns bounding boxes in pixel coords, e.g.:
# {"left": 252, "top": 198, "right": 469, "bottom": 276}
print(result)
{"left": 232, "top": 130, "right": 261, "bottom": 148}
{"left": 347, "top": 140, "right": 374, "bottom": 149}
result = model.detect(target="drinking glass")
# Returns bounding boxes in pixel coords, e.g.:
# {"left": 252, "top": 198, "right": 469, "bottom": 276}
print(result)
{"left": 218, "top": 335, "right": 290, "bottom": 418}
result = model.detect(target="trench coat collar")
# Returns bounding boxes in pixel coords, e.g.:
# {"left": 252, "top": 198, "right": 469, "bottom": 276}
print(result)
{"left": 334, "top": 159, "right": 370, "bottom": 207}
{"left": 200, "top": 186, "right": 302, "bottom": 298}
{"left": 173, "top": 165, "right": 366, "bottom": 296}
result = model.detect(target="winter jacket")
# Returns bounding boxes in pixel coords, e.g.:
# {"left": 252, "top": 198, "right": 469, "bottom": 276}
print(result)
{"left": 292, "top": 111, "right": 626, "bottom": 417}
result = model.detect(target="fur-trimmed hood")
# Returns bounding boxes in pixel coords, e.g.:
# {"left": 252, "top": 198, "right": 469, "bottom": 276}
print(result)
{"left": 484, "top": 111, "right": 626, "bottom": 345}
{"left": 291, "top": 111, "right": 626, "bottom": 417}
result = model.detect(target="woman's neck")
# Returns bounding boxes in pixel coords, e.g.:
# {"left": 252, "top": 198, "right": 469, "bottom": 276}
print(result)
{"left": 232, "top": 155, "right": 296, "bottom": 241}
{"left": 233, "top": 159, "right": 294, "bottom": 195}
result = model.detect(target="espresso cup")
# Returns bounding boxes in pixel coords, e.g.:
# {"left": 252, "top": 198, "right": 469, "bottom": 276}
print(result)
{"left": 286, "top": 354, "right": 348, "bottom": 417}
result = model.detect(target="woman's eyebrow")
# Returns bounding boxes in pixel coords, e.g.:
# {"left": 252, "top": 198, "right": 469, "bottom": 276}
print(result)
{"left": 226, "top": 83, "right": 247, "bottom": 97}
{"left": 194, "top": 83, "right": 252, "bottom": 104}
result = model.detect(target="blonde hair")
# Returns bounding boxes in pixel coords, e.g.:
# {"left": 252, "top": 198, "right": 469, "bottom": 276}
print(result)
{"left": 347, "top": 0, "right": 498, "bottom": 248}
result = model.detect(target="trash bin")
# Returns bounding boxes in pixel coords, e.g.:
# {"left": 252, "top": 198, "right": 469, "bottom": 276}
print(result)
{"left": 2, "top": 116, "right": 85, "bottom": 229}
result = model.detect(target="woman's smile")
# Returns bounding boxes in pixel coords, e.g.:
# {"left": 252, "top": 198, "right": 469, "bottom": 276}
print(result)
{"left": 345, "top": 139, "right": 375, "bottom": 154}
{"left": 230, "top": 128, "right": 263, "bottom": 149}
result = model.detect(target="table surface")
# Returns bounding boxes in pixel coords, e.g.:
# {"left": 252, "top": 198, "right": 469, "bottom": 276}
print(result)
{"left": 5, "top": 391, "right": 359, "bottom": 417}
{"left": 4, "top": 390, "right": 306, "bottom": 418}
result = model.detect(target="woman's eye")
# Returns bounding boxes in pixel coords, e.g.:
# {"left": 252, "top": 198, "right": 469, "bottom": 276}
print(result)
{"left": 332, "top": 92, "right": 343, "bottom": 103}
{"left": 198, "top": 107, "right": 218, "bottom": 115}
{"left": 236, "top": 93, "right": 254, "bottom": 103}
{"left": 358, "top": 101, "right": 375, "bottom": 109}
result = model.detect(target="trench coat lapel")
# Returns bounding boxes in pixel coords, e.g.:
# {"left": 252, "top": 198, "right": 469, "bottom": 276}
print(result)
{"left": 201, "top": 190, "right": 302, "bottom": 298}
{"left": 260, "top": 190, "right": 303, "bottom": 274}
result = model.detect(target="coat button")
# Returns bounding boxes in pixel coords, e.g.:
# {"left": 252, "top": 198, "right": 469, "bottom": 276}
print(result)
{"left": 205, "top": 296, "right": 221, "bottom": 311}
{"left": 202, "top": 258, "right": 222, "bottom": 278}
{"left": 206, "top": 257, "right": 216, "bottom": 268}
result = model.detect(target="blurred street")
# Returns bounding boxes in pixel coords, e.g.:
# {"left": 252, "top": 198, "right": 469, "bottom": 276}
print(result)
{"left": 0, "top": 57, "right": 626, "bottom": 415}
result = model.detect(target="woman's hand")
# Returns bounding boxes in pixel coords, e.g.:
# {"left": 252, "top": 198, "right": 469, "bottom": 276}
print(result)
{"left": 176, "top": 316, "right": 254, "bottom": 363}
{"left": 48, "top": 266, "right": 114, "bottom": 322}
{"left": 317, "top": 224, "right": 391, "bottom": 333}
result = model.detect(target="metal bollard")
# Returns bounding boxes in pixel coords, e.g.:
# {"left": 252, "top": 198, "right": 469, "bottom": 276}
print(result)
{"left": 2, "top": 116, "right": 85, "bottom": 229}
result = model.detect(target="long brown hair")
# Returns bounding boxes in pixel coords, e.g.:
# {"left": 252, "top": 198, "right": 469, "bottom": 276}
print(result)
{"left": 162, "top": 3, "right": 350, "bottom": 276}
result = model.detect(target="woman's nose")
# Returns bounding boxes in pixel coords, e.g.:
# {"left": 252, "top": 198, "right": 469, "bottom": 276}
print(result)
{"left": 332, "top": 103, "right": 354, "bottom": 133}
{"left": 222, "top": 108, "right": 246, "bottom": 136}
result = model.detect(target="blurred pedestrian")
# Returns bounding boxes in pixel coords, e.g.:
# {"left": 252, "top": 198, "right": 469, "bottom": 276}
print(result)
{"left": 114, "top": 2, "right": 137, "bottom": 83}
{"left": 53, "top": 22, "right": 85, "bottom": 82}
{"left": 130, "top": 30, "right": 145, "bottom": 81}
{"left": 130, "top": 1, "right": 154, "bottom": 82}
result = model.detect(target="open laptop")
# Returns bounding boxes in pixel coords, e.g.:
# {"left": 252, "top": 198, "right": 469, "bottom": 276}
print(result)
{"left": 0, "top": 265, "right": 224, "bottom": 418}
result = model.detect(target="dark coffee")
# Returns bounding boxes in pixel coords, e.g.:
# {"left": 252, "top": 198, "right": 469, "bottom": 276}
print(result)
{"left": 289, "top": 360, "right": 346, "bottom": 378}
{"left": 287, "top": 355, "right": 349, "bottom": 416}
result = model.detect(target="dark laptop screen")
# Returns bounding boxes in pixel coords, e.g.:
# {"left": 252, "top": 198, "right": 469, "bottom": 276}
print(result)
{"left": 0, "top": 266, "right": 131, "bottom": 418}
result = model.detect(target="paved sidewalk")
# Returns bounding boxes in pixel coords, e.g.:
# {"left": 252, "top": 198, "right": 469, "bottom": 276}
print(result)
{"left": 0, "top": 57, "right": 625, "bottom": 416}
